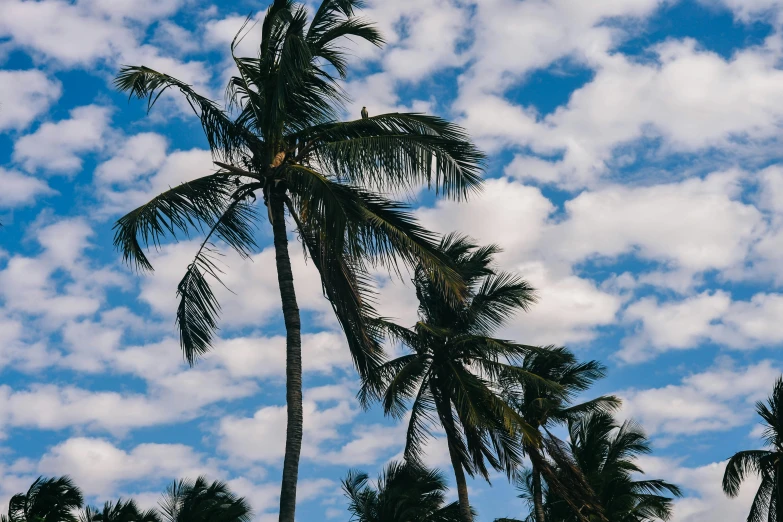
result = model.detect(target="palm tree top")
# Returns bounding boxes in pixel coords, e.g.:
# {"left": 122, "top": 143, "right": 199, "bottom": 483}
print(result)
{"left": 112, "top": 0, "right": 486, "bottom": 369}
{"left": 343, "top": 460, "right": 467, "bottom": 522}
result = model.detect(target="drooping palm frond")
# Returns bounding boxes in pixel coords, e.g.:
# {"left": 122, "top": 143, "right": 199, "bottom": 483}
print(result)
{"left": 299, "top": 113, "right": 485, "bottom": 199}
{"left": 114, "top": 67, "right": 262, "bottom": 163}
{"left": 175, "top": 199, "right": 258, "bottom": 364}
{"left": 113, "top": 173, "right": 242, "bottom": 272}
{"left": 286, "top": 165, "right": 466, "bottom": 300}
{"left": 286, "top": 197, "right": 384, "bottom": 376}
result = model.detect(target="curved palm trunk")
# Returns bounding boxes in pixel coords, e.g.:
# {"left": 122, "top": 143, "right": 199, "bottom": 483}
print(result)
{"left": 438, "top": 401, "right": 472, "bottom": 522}
{"left": 270, "top": 193, "right": 303, "bottom": 522}
{"left": 445, "top": 432, "right": 473, "bottom": 522}
{"left": 531, "top": 468, "right": 546, "bottom": 522}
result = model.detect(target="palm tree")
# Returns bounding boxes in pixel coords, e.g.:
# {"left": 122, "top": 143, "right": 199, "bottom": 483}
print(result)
{"left": 112, "top": 2, "right": 484, "bottom": 521}
{"left": 80, "top": 499, "right": 160, "bottom": 522}
{"left": 363, "top": 234, "right": 548, "bottom": 522}
{"left": 157, "top": 477, "right": 252, "bottom": 522}
{"left": 342, "top": 460, "right": 465, "bottom": 522}
{"left": 559, "top": 412, "right": 682, "bottom": 522}
{"left": 1, "top": 476, "right": 84, "bottom": 522}
{"left": 500, "top": 412, "right": 680, "bottom": 522}
{"left": 511, "top": 347, "right": 620, "bottom": 522}
{"left": 723, "top": 376, "right": 783, "bottom": 522}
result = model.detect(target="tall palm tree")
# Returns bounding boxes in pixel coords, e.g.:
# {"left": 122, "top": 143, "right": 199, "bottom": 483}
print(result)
{"left": 80, "top": 499, "right": 160, "bottom": 522}
{"left": 157, "top": 477, "right": 252, "bottom": 522}
{"left": 342, "top": 460, "right": 466, "bottom": 522}
{"left": 112, "top": 2, "right": 484, "bottom": 521}
{"left": 511, "top": 347, "right": 620, "bottom": 522}
{"left": 723, "top": 376, "right": 783, "bottom": 522}
{"left": 1, "top": 476, "right": 84, "bottom": 522}
{"left": 363, "top": 234, "right": 547, "bottom": 522}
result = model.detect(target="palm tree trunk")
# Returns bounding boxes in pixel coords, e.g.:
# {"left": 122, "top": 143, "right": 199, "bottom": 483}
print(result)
{"left": 532, "top": 468, "right": 546, "bottom": 522}
{"left": 438, "top": 401, "right": 472, "bottom": 522}
{"left": 270, "top": 193, "right": 303, "bottom": 522}
{"left": 444, "top": 431, "right": 473, "bottom": 522}
{"left": 777, "top": 459, "right": 783, "bottom": 521}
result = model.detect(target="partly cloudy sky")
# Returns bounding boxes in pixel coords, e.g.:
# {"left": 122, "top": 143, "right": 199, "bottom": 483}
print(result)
{"left": 1, "top": 0, "right": 782, "bottom": 520}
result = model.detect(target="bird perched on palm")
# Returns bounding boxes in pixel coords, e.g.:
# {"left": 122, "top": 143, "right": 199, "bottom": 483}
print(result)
{"left": 361, "top": 106, "right": 369, "bottom": 119}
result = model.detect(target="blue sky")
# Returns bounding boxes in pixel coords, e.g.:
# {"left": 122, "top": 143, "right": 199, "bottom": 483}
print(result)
{"left": 1, "top": 0, "right": 783, "bottom": 520}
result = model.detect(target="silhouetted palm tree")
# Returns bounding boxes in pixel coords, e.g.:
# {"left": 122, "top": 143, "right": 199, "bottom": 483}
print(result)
{"left": 1, "top": 476, "right": 84, "bottom": 522}
{"left": 342, "top": 460, "right": 465, "bottom": 522}
{"left": 112, "top": 1, "right": 484, "bottom": 520}
{"left": 80, "top": 499, "right": 160, "bottom": 522}
{"left": 499, "top": 412, "right": 680, "bottom": 522}
{"left": 157, "top": 477, "right": 251, "bottom": 522}
{"left": 560, "top": 412, "right": 681, "bottom": 521}
{"left": 364, "top": 234, "right": 547, "bottom": 521}
{"left": 723, "top": 376, "right": 783, "bottom": 522}
{"left": 511, "top": 348, "right": 620, "bottom": 522}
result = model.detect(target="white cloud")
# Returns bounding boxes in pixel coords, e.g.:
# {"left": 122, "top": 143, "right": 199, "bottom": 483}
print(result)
{"left": 218, "top": 384, "right": 358, "bottom": 465}
{"left": 417, "top": 177, "right": 621, "bottom": 344}
{"left": 0, "top": 169, "right": 53, "bottom": 208}
{"left": 621, "top": 291, "right": 732, "bottom": 363}
{"left": 0, "top": 0, "right": 189, "bottom": 66}
{"left": 639, "top": 456, "right": 759, "bottom": 522}
{"left": 0, "top": 218, "right": 119, "bottom": 324}
{"left": 620, "top": 360, "right": 780, "bottom": 436}
{"left": 0, "top": 70, "right": 61, "bottom": 131}
{"left": 213, "top": 332, "right": 353, "bottom": 379}
{"left": 13, "top": 105, "right": 112, "bottom": 175}
{"left": 547, "top": 171, "right": 764, "bottom": 275}
{"left": 460, "top": 12, "right": 783, "bottom": 187}
{"left": 37, "top": 438, "right": 213, "bottom": 497}
{"left": 621, "top": 290, "right": 783, "bottom": 362}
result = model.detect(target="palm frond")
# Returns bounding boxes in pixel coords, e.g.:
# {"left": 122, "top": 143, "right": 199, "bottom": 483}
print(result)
{"left": 298, "top": 113, "right": 485, "bottom": 199}
{"left": 114, "top": 66, "right": 261, "bottom": 162}
{"left": 176, "top": 199, "right": 258, "bottom": 365}
{"left": 113, "top": 173, "right": 239, "bottom": 272}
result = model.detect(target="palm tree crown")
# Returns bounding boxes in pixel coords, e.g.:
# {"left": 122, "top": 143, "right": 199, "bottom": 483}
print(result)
{"left": 723, "top": 376, "right": 783, "bottom": 522}
{"left": 562, "top": 412, "right": 682, "bottom": 522}
{"left": 342, "top": 460, "right": 465, "bottom": 522}
{"left": 80, "top": 499, "right": 160, "bottom": 522}
{"left": 364, "top": 234, "right": 544, "bottom": 521}
{"left": 158, "top": 476, "right": 252, "bottom": 522}
{"left": 1, "top": 476, "right": 84, "bottom": 522}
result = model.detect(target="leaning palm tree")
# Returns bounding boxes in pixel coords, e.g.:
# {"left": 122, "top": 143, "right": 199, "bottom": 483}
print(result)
{"left": 80, "top": 499, "right": 160, "bottom": 522}
{"left": 157, "top": 477, "right": 252, "bottom": 522}
{"left": 342, "top": 460, "right": 465, "bottom": 522}
{"left": 113, "top": 1, "right": 484, "bottom": 521}
{"left": 363, "top": 234, "right": 547, "bottom": 522}
{"left": 511, "top": 347, "right": 620, "bottom": 522}
{"left": 723, "top": 376, "right": 783, "bottom": 522}
{"left": 1, "top": 476, "right": 84, "bottom": 522}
